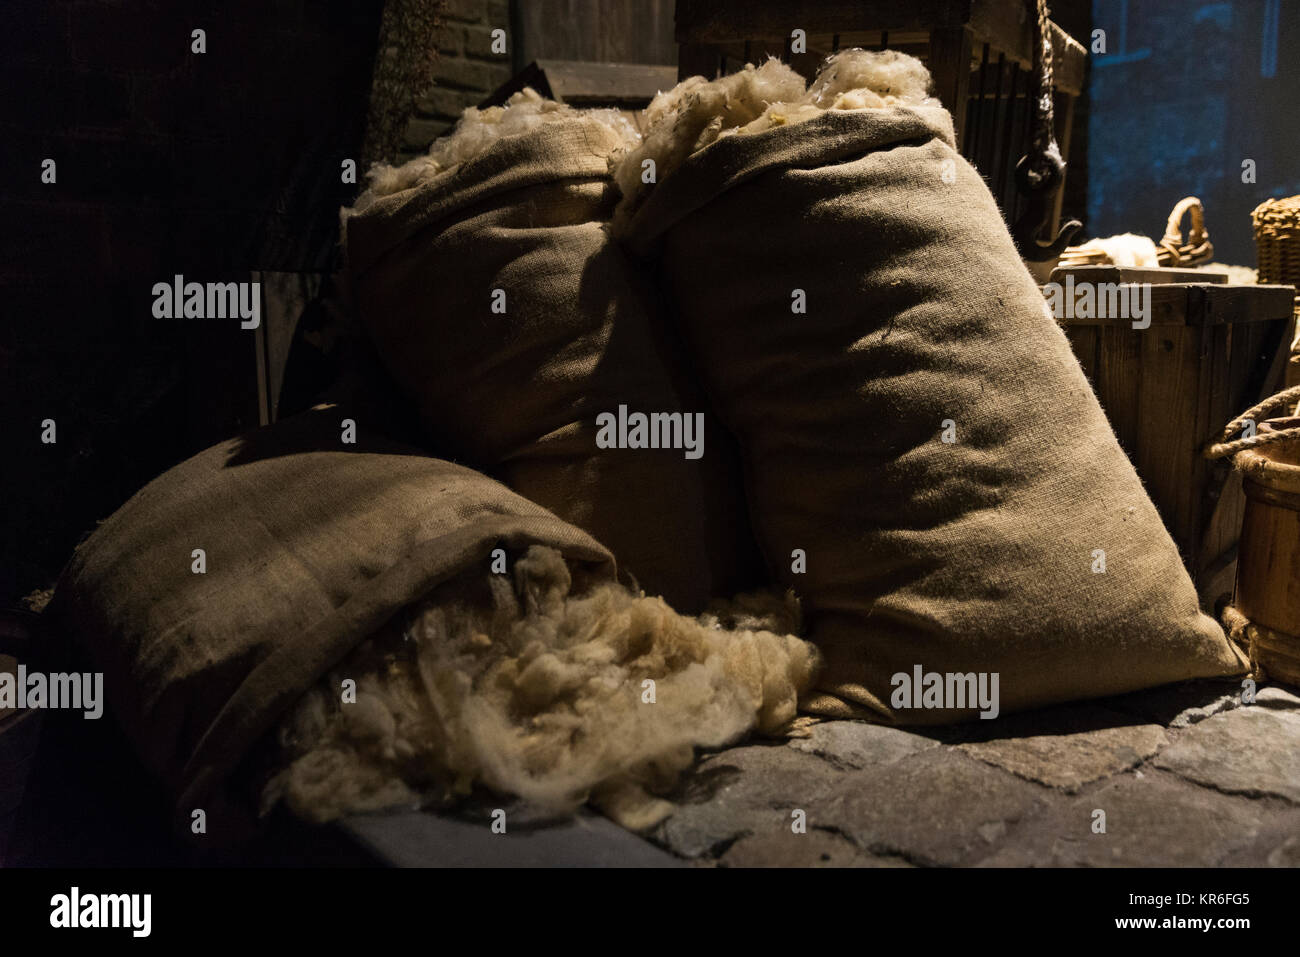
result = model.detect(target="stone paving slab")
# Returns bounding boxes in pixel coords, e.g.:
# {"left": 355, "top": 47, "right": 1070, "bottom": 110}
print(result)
{"left": 957, "top": 710, "right": 1167, "bottom": 791}
{"left": 977, "top": 771, "right": 1272, "bottom": 867}
{"left": 644, "top": 681, "right": 1300, "bottom": 867}
{"left": 788, "top": 717, "right": 939, "bottom": 769}
{"left": 654, "top": 744, "right": 843, "bottom": 859}
{"left": 333, "top": 681, "right": 1300, "bottom": 866}
{"left": 812, "top": 749, "right": 1048, "bottom": 866}
{"left": 718, "top": 828, "right": 908, "bottom": 868}
{"left": 1152, "top": 706, "right": 1300, "bottom": 803}
{"left": 340, "top": 804, "right": 684, "bottom": 867}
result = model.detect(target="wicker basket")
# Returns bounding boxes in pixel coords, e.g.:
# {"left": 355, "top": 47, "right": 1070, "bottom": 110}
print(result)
{"left": 1208, "top": 387, "right": 1300, "bottom": 684}
{"left": 1157, "top": 196, "right": 1214, "bottom": 266}
{"left": 1253, "top": 196, "right": 1300, "bottom": 388}
{"left": 1253, "top": 196, "right": 1300, "bottom": 286}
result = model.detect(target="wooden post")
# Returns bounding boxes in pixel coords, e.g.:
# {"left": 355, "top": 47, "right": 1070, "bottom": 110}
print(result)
{"left": 928, "top": 25, "right": 973, "bottom": 148}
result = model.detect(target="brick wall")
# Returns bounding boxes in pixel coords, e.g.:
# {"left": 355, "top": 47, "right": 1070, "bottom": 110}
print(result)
{"left": 397, "top": 0, "right": 513, "bottom": 163}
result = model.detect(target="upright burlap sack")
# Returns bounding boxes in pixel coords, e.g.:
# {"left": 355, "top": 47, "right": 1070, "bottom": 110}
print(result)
{"left": 48, "top": 405, "right": 614, "bottom": 837}
{"left": 343, "top": 92, "right": 761, "bottom": 611}
{"left": 617, "top": 54, "right": 1248, "bottom": 722}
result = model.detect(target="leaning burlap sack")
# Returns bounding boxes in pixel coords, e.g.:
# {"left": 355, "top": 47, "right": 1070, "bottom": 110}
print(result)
{"left": 343, "top": 92, "right": 761, "bottom": 611}
{"left": 616, "top": 54, "right": 1248, "bottom": 722}
{"left": 48, "top": 405, "right": 614, "bottom": 838}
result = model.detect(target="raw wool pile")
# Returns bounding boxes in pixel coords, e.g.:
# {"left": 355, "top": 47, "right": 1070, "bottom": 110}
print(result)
{"left": 614, "top": 58, "right": 804, "bottom": 225}
{"left": 1064, "top": 233, "right": 1162, "bottom": 268}
{"left": 262, "top": 546, "right": 820, "bottom": 831}
{"left": 1196, "top": 262, "right": 1258, "bottom": 285}
{"left": 353, "top": 87, "right": 641, "bottom": 211}
{"left": 799, "top": 48, "right": 938, "bottom": 110}
{"left": 614, "top": 50, "right": 938, "bottom": 228}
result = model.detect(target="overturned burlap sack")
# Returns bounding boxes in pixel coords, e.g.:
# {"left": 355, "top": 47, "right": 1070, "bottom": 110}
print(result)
{"left": 343, "top": 91, "right": 761, "bottom": 611}
{"left": 616, "top": 53, "right": 1248, "bottom": 722}
{"left": 48, "top": 405, "right": 614, "bottom": 839}
{"left": 261, "top": 546, "right": 819, "bottom": 833}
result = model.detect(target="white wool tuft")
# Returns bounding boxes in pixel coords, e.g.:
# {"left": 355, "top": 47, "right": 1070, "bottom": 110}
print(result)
{"left": 613, "top": 58, "right": 805, "bottom": 226}
{"left": 1195, "top": 263, "right": 1257, "bottom": 285}
{"left": 351, "top": 87, "right": 641, "bottom": 212}
{"left": 725, "top": 49, "right": 940, "bottom": 139}
{"left": 261, "top": 546, "right": 821, "bottom": 830}
{"left": 802, "top": 48, "right": 938, "bottom": 109}
{"left": 613, "top": 50, "right": 939, "bottom": 229}
{"left": 1067, "top": 233, "right": 1162, "bottom": 268}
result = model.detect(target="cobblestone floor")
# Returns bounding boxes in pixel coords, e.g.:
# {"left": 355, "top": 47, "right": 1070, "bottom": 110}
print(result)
{"left": 643, "top": 679, "right": 1300, "bottom": 867}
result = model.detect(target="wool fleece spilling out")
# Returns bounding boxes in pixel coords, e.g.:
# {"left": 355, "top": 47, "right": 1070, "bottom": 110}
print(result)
{"left": 262, "top": 547, "right": 819, "bottom": 831}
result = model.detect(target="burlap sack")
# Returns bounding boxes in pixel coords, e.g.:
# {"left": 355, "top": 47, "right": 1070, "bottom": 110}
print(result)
{"left": 343, "top": 109, "right": 760, "bottom": 611}
{"left": 620, "top": 105, "right": 1248, "bottom": 722}
{"left": 48, "top": 406, "right": 614, "bottom": 836}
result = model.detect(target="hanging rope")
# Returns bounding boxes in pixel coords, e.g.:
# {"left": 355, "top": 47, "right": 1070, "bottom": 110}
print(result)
{"left": 1204, "top": 384, "right": 1300, "bottom": 459}
{"left": 1012, "top": 0, "right": 1081, "bottom": 260}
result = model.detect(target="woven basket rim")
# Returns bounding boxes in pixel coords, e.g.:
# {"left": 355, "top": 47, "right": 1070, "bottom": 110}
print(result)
{"left": 1237, "top": 442, "right": 1300, "bottom": 493}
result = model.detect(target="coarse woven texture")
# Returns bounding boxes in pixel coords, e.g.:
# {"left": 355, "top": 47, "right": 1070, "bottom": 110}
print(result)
{"left": 615, "top": 62, "right": 1248, "bottom": 723}
{"left": 48, "top": 405, "right": 615, "bottom": 841}
{"left": 343, "top": 94, "right": 763, "bottom": 612}
{"left": 263, "top": 547, "right": 819, "bottom": 832}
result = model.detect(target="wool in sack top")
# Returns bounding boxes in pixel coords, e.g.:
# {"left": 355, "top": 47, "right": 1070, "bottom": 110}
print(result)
{"left": 614, "top": 50, "right": 941, "bottom": 229}
{"left": 353, "top": 86, "right": 641, "bottom": 211}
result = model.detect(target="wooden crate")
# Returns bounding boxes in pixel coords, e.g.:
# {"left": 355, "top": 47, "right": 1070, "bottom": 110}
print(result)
{"left": 1057, "top": 278, "right": 1297, "bottom": 608}
{"left": 674, "top": 0, "right": 1087, "bottom": 234}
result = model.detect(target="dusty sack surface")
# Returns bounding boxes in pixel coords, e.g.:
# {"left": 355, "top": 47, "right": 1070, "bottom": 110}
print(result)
{"left": 49, "top": 405, "right": 614, "bottom": 839}
{"left": 615, "top": 54, "right": 1248, "bottom": 722}
{"left": 343, "top": 92, "right": 762, "bottom": 612}
{"left": 264, "top": 546, "right": 819, "bottom": 832}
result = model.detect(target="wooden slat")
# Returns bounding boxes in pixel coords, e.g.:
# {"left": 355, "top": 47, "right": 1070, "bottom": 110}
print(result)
{"left": 518, "top": 0, "right": 677, "bottom": 66}
{"left": 929, "top": 26, "right": 973, "bottom": 145}
{"left": 674, "top": 0, "right": 1087, "bottom": 93}
{"left": 1199, "top": 284, "right": 1297, "bottom": 325}
{"left": 1196, "top": 321, "right": 1248, "bottom": 603}
{"left": 1050, "top": 265, "right": 1228, "bottom": 286}
{"left": 1097, "top": 324, "right": 1143, "bottom": 455}
{"left": 1054, "top": 284, "right": 1297, "bottom": 328}
{"left": 968, "top": 6, "right": 1086, "bottom": 93}
{"left": 1064, "top": 326, "right": 1099, "bottom": 386}
{"left": 675, "top": 0, "right": 969, "bottom": 42}
{"left": 536, "top": 60, "right": 681, "bottom": 103}
{"left": 1135, "top": 325, "right": 1205, "bottom": 563}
